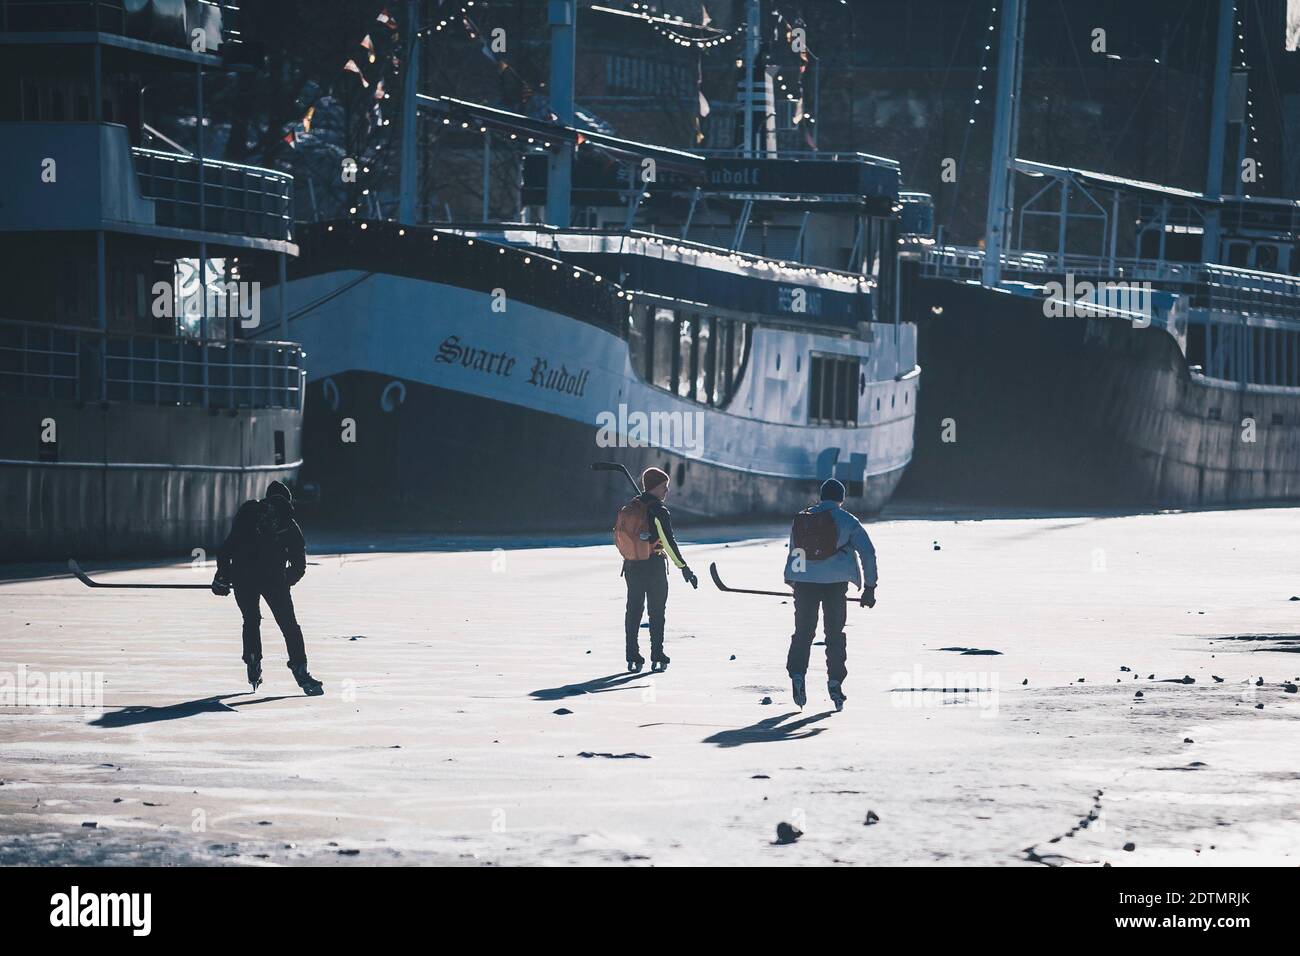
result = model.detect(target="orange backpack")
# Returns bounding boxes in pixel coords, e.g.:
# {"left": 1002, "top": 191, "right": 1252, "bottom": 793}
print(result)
{"left": 614, "top": 497, "right": 656, "bottom": 560}
{"left": 791, "top": 509, "right": 840, "bottom": 561}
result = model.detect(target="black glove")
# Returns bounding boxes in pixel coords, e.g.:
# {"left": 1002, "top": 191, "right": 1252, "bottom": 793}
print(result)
{"left": 682, "top": 566, "right": 699, "bottom": 589}
{"left": 860, "top": 586, "right": 876, "bottom": 609}
{"left": 211, "top": 574, "right": 231, "bottom": 597}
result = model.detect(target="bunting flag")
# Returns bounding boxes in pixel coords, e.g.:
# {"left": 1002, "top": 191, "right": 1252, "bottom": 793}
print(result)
{"left": 373, "top": 78, "right": 386, "bottom": 102}
{"left": 774, "top": 8, "right": 815, "bottom": 148}
{"left": 459, "top": 10, "right": 535, "bottom": 111}
{"left": 376, "top": 7, "right": 397, "bottom": 30}
{"left": 694, "top": 56, "right": 709, "bottom": 145}
{"left": 301, "top": 105, "right": 315, "bottom": 134}
{"left": 360, "top": 34, "right": 376, "bottom": 63}
{"left": 282, "top": 130, "right": 296, "bottom": 148}
{"left": 343, "top": 58, "right": 370, "bottom": 88}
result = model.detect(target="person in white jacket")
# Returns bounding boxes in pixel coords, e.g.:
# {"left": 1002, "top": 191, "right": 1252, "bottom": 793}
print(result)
{"left": 781, "top": 478, "right": 878, "bottom": 711}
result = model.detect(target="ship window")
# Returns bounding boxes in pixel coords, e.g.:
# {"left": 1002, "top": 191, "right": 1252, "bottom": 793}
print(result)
{"left": 628, "top": 303, "right": 652, "bottom": 382}
{"left": 643, "top": 312, "right": 749, "bottom": 407}
{"left": 809, "top": 353, "right": 860, "bottom": 427}
{"left": 712, "top": 319, "right": 728, "bottom": 405}
{"left": 1186, "top": 320, "right": 1300, "bottom": 388}
{"left": 135, "top": 272, "right": 148, "bottom": 323}
{"left": 695, "top": 316, "right": 713, "bottom": 404}
{"left": 652, "top": 307, "right": 675, "bottom": 391}
{"left": 1187, "top": 320, "right": 1208, "bottom": 370}
{"left": 676, "top": 313, "right": 693, "bottom": 398}
{"left": 730, "top": 321, "right": 750, "bottom": 397}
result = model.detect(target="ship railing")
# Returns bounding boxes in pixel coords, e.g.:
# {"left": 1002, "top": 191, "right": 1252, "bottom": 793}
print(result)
{"left": 0, "top": 318, "right": 303, "bottom": 411}
{"left": 0, "top": 0, "right": 241, "bottom": 51}
{"left": 694, "top": 148, "right": 902, "bottom": 169}
{"left": 133, "top": 148, "right": 294, "bottom": 244}
{"left": 923, "top": 246, "right": 1300, "bottom": 324}
{"left": 450, "top": 223, "right": 870, "bottom": 289}
{"left": 921, "top": 245, "right": 1201, "bottom": 285}
{"left": 1197, "top": 265, "right": 1300, "bottom": 322}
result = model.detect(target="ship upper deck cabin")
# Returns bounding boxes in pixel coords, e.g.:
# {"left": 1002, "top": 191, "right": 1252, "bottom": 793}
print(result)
{"left": 921, "top": 158, "right": 1300, "bottom": 391}
{"left": 0, "top": 0, "right": 301, "bottom": 413}
{"left": 418, "top": 94, "right": 909, "bottom": 333}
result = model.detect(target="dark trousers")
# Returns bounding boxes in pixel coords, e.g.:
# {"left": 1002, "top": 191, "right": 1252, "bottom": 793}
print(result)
{"left": 234, "top": 579, "right": 307, "bottom": 668}
{"left": 787, "top": 582, "right": 848, "bottom": 683}
{"left": 624, "top": 556, "right": 668, "bottom": 660}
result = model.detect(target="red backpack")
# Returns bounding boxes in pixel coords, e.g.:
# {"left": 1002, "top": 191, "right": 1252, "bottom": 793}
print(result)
{"left": 791, "top": 509, "right": 840, "bottom": 561}
{"left": 614, "top": 497, "right": 656, "bottom": 560}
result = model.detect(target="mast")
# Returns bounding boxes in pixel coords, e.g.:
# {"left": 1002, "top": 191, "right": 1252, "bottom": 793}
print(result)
{"left": 398, "top": 0, "right": 420, "bottom": 225}
{"left": 546, "top": 0, "right": 576, "bottom": 228}
{"left": 1202, "top": 0, "right": 1235, "bottom": 263}
{"left": 982, "top": 0, "right": 1024, "bottom": 288}
{"left": 742, "top": 0, "right": 760, "bottom": 157}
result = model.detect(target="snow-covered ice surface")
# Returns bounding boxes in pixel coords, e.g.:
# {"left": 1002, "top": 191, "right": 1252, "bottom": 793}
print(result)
{"left": 2, "top": 506, "right": 1299, "bottom": 866}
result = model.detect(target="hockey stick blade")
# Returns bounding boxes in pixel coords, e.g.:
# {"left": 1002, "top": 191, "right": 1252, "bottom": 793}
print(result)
{"left": 708, "top": 562, "right": 793, "bottom": 598}
{"left": 68, "top": 559, "right": 212, "bottom": 590}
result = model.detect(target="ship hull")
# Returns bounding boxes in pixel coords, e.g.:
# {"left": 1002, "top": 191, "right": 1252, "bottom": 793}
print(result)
{"left": 283, "top": 265, "right": 917, "bottom": 531}
{"left": 903, "top": 272, "right": 1300, "bottom": 507}
{"left": 300, "top": 369, "right": 906, "bottom": 530}
{"left": 2, "top": 396, "right": 301, "bottom": 560}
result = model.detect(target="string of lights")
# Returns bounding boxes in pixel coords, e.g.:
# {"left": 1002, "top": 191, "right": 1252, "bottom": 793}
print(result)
{"left": 943, "top": 3, "right": 1000, "bottom": 222}
{"left": 627, "top": 2, "right": 743, "bottom": 50}
{"left": 1235, "top": 5, "right": 1262, "bottom": 189}
{"left": 967, "top": 3, "right": 999, "bottom": 129}
{"left": 420, "top": 1, "right": 474, "bottom": 37}
{"left": 771, "top": 6, "right": 815, "bottom": 143}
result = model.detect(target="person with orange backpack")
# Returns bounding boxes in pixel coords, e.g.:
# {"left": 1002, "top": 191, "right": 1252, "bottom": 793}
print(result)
{"left": 614, "top": 466, "right": 698, "bottom": 672}
{"left": 782, "top": 478, "right": 877, "bottom": 712}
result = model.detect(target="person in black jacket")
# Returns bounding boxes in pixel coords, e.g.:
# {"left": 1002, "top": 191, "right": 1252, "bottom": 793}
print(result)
{"left": 212, "top": 480, "right": 322, "bottom": 695}
{"left": 624, "top": 467, "right": 697, "bottom": 673}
